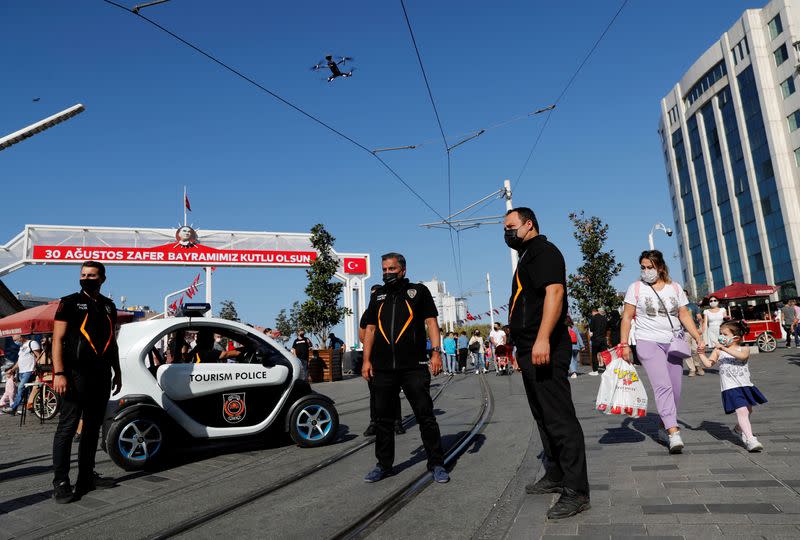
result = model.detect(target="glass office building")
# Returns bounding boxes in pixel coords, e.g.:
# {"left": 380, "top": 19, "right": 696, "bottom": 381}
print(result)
{"left": 660, "top": 0, "right": 800, "bottom": 298}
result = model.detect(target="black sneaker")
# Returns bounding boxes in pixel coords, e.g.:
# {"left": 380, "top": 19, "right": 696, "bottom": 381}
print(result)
{"left": 53, "top": 481, "right": 73, "bottom": 504}
{"left": 525, "top": 476, "right": 563, "bottom": 494}
{"left": 546, "top": 487, "right": 591, "bottom": 520}
{"left": 394, "top": 421, "right": 406, "bottom": 435}
{"left": 363, "top": 423, "right": 377, "bottom": 437}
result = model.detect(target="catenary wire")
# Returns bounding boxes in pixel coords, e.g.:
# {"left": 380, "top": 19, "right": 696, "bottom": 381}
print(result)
{"left": 399, "top": 0, "right": 464, "bottom": 294}
{"left": 101, "top": 0, "right": 453, "bottom": 227}
{"left": 512, "top": 0, "right": 629, "bottom": 191}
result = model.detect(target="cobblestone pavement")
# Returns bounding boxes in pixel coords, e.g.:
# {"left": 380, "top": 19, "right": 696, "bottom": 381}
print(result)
{"left": 0, "top": 348, "right": 798, "bottom": 539}
{"left": 493, "top": 347, "right": 800, "bottom": 539}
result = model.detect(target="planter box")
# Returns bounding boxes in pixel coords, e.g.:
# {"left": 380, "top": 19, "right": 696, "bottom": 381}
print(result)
{"left": 309, "top": 348, "right": 343, "bottom": 382}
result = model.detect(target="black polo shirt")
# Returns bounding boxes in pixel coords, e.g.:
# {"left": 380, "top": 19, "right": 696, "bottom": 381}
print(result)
{"left": 508, "top": 235, "right": 569, "bottom": 349}
{"left": 291, "top": 337, "right": 313, "bottom": 361}
{"left": 54, "top": 290, "right": 118, "bottom": 372}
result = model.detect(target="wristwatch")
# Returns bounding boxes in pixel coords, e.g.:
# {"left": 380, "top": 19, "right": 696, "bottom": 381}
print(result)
{"left": 431, "top": 346, "right": 442, "bottom": 353}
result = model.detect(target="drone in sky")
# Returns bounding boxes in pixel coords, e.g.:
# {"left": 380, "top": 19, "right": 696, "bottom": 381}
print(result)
{"left": 310, "top": 55, "right": 355, "bottom": 83}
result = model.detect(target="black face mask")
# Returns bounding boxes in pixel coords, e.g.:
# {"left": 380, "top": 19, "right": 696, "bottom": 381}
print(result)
{"left": 80, "top": 279, "right": 102, "bottom": 294}
{"left": 382, "top": 272, "right": 401, "bottom": 286}
{"left": 504, "top": 226, "right": 528, "bottom": 249}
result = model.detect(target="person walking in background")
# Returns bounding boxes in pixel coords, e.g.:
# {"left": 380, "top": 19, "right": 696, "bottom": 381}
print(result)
{"left": 702, "top": 296, "right": 726, "bottom": 355}
{"left": 1, "top": 334, "right": 41, "bottom": 416}
{"left": 566, "top": 316, "right": 584, "bottom": 379}
{"left": 504, "top": 207, "right": 590, "bottom": 519}
{"left": 469, "top": 330, "right": 486, "bottom": 374}
{"left": 489, "top": 322, "right": 506, "bottom": 363}
{"left": 291, "top": 329, "right": 313, "bottom": 381}
{"left": 457, "top": 331, "right": 469, "bottom": 374}
{"left": 793, "top": 300, "right": 800, "bottom": 347}
{"left": 780, "top": 301, "right": 796, "bottom": 348}
{"left": 698, "top": 320, "right": 767, "bottom": 452}
{"left": 443, "top": 332, "right": 457, "bottom": 376}
{"left": 620, "top": 250, "right": 704, "bottom": 455}
{"left": 588, "top": 308, "right": 608, "bottom": 376}
{"left": 685, "top": 292, "right": 705, "bottom": 377}
{"left": 503, "top": 324, "right": 519, "bottom": 371}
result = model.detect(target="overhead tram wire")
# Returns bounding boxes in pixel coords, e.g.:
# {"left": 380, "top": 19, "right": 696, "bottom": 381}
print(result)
{"left": 101, "top": 0, "right": 452, "bottom": 228}
{"left": 512, "top": 0, "right": 630, "bottom": 192}
{"left": 399, "top": 0, "right": 464, "bottom": 294}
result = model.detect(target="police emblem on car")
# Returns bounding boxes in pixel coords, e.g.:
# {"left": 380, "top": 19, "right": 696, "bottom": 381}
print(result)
{"left": 407, "top": 289, "right": 417, "bottom": 299}
{"left": 222, "top": 393, "right": 246, "bottom": 424}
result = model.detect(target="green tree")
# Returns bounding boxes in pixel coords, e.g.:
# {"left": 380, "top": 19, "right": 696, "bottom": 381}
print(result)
{"left": 218, "top": 299, "right": 240, "bottom": 321}
{"left": 298, "top": 224, "right": 351, "bottom": 347}
{"left": 566, "top": 211, "right": 624, "bottom": 320}
{"left": 275, "top": 301, "right": 301, "bottom": 340}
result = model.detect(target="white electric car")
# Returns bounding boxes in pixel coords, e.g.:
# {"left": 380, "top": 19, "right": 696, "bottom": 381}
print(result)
{"left": 101, "top": 304, "right": 339, "bottom": 471}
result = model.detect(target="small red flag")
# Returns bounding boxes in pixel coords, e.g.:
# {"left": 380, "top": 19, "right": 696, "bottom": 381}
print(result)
{"left": 184, "top": 193, "right": 192, "bottom": 212}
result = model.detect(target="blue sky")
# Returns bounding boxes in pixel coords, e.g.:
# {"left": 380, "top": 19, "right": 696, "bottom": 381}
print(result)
{"left": 1, "top": 0, "right": 760, "bottom": 329}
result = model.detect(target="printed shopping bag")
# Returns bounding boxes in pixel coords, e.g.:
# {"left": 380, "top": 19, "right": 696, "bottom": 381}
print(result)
{"left": 594, "top": 346, "right": 648, "bottom": 417}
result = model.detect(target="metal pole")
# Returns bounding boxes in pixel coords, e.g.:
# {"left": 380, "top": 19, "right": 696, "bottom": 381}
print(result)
{"left": 205, "top": 267, "right": 213, "bottom": 316}
{"left": 504, "top": 179, "right": 518, "bottom": 272}
{"left": 648, "top": 232, "right": 655, "bottom": 250}
{"left": 487, "top": 272, "right": 495, "bottom": 328}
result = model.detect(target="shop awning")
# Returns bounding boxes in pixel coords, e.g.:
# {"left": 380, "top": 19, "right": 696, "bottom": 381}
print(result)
{"left": 0, "top": 301, "right": 135, "bottom": 336}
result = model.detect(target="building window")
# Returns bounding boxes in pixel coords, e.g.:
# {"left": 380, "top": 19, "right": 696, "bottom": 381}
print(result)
{"left": 781, "top": 76, "right": 796, "bottom": 98}
{"left": 686, "top": 61, "right": 727, "bottom": 106}
{"left": 774, "top": 43, "right": 789, "bottom": 66}
{"left": 769, "top": 14, "right": 783, "bottom": 40}
{"left": 794, "top": 147, "right": 800, "bottom": 167}
{"left": 788, "top": 110, "right": 800, "bottom": 131}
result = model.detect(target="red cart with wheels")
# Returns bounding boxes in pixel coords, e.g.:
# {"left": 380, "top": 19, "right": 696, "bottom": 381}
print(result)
{"left": 708, "top": 282, "right": 782, "bottom": 353}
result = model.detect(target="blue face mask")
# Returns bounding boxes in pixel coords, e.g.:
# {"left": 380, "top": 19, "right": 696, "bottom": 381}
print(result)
{"left": 718, "top": 335, "right": 734, "bottom": 347}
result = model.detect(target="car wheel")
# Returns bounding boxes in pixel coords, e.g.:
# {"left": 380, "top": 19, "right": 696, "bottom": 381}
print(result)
{"left": 757, "top": 333, "right": 777, "bottom": 353}
{"left": 289, "top": 398, "right": 339, "bottom": 448}
{"left": 32, "top": 386, "right": 60, "bottom": 420}
{"left": 107, "top": 412, "right": 166, "bottom": 471}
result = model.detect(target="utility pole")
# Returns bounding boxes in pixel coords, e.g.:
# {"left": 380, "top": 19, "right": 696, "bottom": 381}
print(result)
{"left": 486, "top": 272, "right": 495, "bottom": 327}
{"left": 503, "top": 179, "right": 518, "bottom": 272}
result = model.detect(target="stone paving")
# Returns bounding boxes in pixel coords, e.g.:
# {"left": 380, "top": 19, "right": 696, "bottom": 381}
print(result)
{"left": 497, "top": 346, "right": 800, "bottom": 539}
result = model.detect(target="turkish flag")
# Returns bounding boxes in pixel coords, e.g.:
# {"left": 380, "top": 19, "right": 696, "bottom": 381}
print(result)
{"left": 343, "top": 257, "right": 367, "bottom": 274}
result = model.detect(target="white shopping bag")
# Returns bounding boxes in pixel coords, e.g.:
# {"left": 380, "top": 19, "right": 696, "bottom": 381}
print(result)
{"left": 594, "top": 345, "right": 648, "bottom": 417}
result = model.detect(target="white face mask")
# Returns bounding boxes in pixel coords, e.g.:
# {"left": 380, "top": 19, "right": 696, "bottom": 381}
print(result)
{"left": 709, "top": 300, "right": 719, "bottom": 307}
{"left": 640, "top": 268, "right": 658, "bottom": 284}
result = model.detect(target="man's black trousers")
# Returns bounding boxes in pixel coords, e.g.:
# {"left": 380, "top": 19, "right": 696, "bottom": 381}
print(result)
{"left": 517, "top": 340, "right": 590, "bottom": 495}
{"left": 368, "top": 380, "right": 402, "bottom": 423}
{"left": 53, "top": 368, "right": 111, "bottom": 486}
{"left": 457, "top": 348, "right": 468, "bottom": 371}
{"left": 372, "top": 367, "right": 444, "bottom": 470}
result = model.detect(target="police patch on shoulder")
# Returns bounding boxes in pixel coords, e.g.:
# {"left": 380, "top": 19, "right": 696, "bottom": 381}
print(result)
{"left": 407, "top": 289, "right": 417, "bottom": 299}
{"left": 377, "top": 294, "right": 387, "bottom": 301}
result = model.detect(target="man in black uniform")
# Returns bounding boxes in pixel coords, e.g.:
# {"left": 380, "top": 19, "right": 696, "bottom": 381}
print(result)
{"left": 361, "top": 252, "right": 448, "bottom": 483}
{"left": 360, "top": 285, "right": 404, "bottom": 437}
{"left": 588, "top": 307, "right": 609, "bottom": 375}
{"left": 51, "top": 261, "right": 122, "bottom": 503}
{"left": 504, "top": 208, "right": 590, "bottom": 519}
{"left": 291, "top": 329, "right": 313, "bottom": 380}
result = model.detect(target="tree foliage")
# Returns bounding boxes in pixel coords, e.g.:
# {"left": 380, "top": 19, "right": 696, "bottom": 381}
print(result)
{"left": 218, "top": 299, "right": 239, "bottom": 321}
{"left": 274, "top": 301, "right": 301, "bottom": 340}
{"left": 298, "top": 224, "right": 351, "bottom": 347}
{"left": 566, "top": 211, "right": 624, "bottom": 320}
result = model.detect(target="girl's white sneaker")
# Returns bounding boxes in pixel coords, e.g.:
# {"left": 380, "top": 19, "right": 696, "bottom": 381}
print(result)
{"left": 668, "top": 432, "right": 684, "bottom": 454}
{"left": 746, "top": 437, "right": 764, "bottom": 452}
{"left": 733, "top": 425, "right": 747, "bottom": 444}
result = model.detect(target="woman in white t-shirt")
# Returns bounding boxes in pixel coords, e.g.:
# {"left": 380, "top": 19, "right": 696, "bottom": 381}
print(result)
{"left": 702, "top": 295, "right": 726, "bottom": 349}
{"left": 619, "top": 250, "right": 704, "bottom": 454}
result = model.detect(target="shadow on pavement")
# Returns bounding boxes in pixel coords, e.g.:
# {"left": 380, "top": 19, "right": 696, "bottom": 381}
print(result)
{"left": 685, "top": 419, "right": 742, "bottom": 445}
{"left": 0, "top": 453, "right": 52, "bottom": 471}
{"left": 598, "top": 413, "right": 661, "bottom": 445}
{"left": 393, "top": 432, "right": 467, "bottom": 474}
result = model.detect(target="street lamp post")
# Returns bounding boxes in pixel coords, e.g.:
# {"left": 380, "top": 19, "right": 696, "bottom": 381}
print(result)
{"left": 0, "top": 104, "right": 85, "bottom": 151}
{"left": 648, "top": 222, "right": 673, "bottom": 250}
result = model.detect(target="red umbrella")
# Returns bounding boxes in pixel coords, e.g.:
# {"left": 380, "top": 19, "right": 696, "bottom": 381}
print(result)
{"left": 0, "top": 301, "right": 135, "bottom": 337}
{"left": 709, "top": 282, "right": 780, "bottom": 300}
